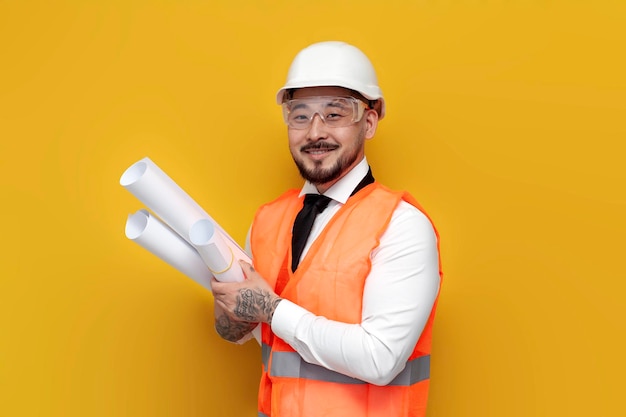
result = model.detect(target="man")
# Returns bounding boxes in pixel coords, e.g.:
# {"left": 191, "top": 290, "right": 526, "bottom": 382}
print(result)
{"left": 211, "top": 41, "right": 442, "bottom": 417}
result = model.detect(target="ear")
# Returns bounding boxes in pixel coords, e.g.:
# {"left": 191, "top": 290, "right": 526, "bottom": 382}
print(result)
{"left": 364, "top": 109, "right": 379, "bottom": 139}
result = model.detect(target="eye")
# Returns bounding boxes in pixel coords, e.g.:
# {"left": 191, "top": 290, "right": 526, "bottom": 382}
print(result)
{"left": 324, "top": 104, "right": 350, "bottom": 119}
{"left": 289, "top": 110, "right": 311, "bottom": 124}
{"left": 325, "top": 112, "right": 343, "bottom": 120}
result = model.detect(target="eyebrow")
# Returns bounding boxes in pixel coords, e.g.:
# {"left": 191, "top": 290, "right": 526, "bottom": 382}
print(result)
{"left": 290, "top": 100, "right": 347, "bottom": 111}
{"left": 290, "top": 102, "right": 309, "bottom": 111}
{"left": 325, "top": 101, "right": 345, "bottom": 109}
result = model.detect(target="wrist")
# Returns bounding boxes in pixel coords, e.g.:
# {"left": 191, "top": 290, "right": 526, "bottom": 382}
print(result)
{"left": 267, "top": 296, "right": 283, "bottom": 324}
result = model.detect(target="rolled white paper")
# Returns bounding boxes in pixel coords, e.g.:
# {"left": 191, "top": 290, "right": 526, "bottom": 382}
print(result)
{"left": 120, "top": 157, "right": 246, "bottom": 255}
{"left": 189, "top": 219, "right": 245, "bottom": 283}
{"left": 122, "top": 158, "right": 213, "bottom": 239}
{"left": 122, "top": 161, "right": 261, "bottom": 344}
{"left": 125, "top": 209, "right": 213, "bottom": 291}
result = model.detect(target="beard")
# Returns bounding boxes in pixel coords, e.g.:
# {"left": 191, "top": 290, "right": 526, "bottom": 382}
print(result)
{"left": 294, "top": 154, "right": 345, "bottom": 184}
{"left": 291, "top": 135, "right": 364, "bottom": 185}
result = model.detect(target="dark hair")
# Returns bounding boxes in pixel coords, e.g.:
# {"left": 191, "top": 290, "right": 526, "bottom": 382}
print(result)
{"left": 283, "top": 87, "right": 374, "bottom": 108}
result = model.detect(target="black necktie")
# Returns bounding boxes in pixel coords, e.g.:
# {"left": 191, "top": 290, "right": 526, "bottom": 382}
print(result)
{"left": 289, "top": 168, "right": 376, "bottom": 272}
{"left": 291, "top": 194, "right": 332, "bottom": 272}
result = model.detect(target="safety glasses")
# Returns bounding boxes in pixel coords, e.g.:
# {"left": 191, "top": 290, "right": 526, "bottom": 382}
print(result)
{"left": 281, "top": 96, "right": 369, "bottom": 129}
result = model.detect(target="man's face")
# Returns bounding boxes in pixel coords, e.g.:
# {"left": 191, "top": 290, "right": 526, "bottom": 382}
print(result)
{"left": 287, "top": 86, "right": 378, "bottom": 192}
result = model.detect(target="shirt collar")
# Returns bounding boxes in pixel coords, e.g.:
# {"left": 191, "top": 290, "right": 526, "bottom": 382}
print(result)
{"left": 299, "top": 157, "right": 369, "bottom": 204}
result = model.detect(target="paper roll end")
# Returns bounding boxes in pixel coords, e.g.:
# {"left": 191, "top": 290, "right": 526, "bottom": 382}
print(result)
{"left": 189, "top": 219, "right": 216, "bottom": 245}
{"left": 120, "top": 159, "right": 149, "bottom": 187}
{"left": 125, "top": 210, "right": 149, "bottom": 239}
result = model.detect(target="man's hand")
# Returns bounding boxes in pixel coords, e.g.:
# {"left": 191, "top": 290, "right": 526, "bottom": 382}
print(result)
{"left": 212, "top": 260, "right": 282, "bottom": 325}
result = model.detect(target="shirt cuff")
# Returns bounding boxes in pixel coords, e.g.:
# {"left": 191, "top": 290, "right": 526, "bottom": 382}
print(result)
{"left": 271, "top": 299, "right": 310, "bottom": 344}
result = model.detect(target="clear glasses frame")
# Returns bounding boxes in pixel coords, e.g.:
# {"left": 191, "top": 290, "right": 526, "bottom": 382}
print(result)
{"left": 281, "top": 96, "right": 369, "bottom": 129}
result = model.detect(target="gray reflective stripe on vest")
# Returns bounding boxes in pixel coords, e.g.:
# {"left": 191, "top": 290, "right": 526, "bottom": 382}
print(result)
{"left": 258, "top": 413, "right": 269, "bottom": 417}
{"left": 270, "top": 350, "right": 430, "bottom": 386}
{"left": 262, "top": 343, "right": 271, "bottom": 369}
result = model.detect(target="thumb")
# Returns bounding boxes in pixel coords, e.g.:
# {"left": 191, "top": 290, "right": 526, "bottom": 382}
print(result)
{"left": 238, "top": 260, "right": 254, "bottom": 278}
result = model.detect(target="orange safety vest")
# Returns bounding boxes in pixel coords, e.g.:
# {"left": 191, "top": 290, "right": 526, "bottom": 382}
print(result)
{"left": 250, "top": 183, "right": 442, "bottom": 417}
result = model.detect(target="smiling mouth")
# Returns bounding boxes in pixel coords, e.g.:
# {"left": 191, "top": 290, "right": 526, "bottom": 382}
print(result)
{"left": 301, "top": 143, "right": 339, "bottom": 154}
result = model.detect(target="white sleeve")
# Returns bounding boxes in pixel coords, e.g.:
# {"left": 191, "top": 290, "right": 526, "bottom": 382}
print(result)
{"left": 271, "top": 202, "right": 441, "bottom": 385}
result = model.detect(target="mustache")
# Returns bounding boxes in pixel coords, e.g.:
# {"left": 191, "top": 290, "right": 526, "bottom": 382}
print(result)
{"left": 300, "top": 142, "right": 339, "bottom": 152}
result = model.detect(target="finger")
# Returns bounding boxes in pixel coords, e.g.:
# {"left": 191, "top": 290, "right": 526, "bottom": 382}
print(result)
{"left": 210, "top": 278, "right": 222, "bottom": 293}
{"left": 214, "top": 298, "right": 228, "bottom": 311}
{"left": 211, "top": 284, "right": 230, "bottom": 298}
{"left": 239, "top": 260, "right": 255, "bottom": 278}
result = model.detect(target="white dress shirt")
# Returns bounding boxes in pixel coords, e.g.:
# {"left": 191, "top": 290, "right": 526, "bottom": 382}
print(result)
{"left": 250, "top": 157, "right": 440, "bottom": 386}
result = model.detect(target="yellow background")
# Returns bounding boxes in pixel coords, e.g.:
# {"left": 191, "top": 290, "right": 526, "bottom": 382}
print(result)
{"left": 1, "top": 1, "right": 624, "bottom": 416}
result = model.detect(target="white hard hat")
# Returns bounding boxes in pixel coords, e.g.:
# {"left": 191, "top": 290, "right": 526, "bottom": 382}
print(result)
{"left": 276, "top": 41, "right": 385, "bottom": 119}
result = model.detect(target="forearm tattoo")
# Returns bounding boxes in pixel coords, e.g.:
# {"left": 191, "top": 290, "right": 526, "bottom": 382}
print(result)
{"left": 234, "top": 288, "right": 282, "bottom": 324}
{"left": 215, "top": 314, "right": 258, "bottom": 342}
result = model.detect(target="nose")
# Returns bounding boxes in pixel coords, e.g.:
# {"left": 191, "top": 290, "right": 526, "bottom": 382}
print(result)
{"left": 307, "top": 112, "right": 328, "bottom": 141}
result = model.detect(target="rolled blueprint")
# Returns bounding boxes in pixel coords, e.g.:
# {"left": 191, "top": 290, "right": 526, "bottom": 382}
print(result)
{"left": 120, "top": 157, "right": 211, "bottom": 243}
{"left": 120, "top": 157, "right": 244, "bottom": 247}
{"left": 122, "top": 160, "right": 261, "bottom": 344}
{"left": 189, "top": 219, "right": 245, "bottom": 283}
{"left": 125, "top": 209, "right": 213, "bottom": 291}
{"left": 121, "top": 157, "right": 249, "bottom": 283}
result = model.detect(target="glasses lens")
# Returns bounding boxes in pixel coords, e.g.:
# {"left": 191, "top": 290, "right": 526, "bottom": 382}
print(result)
{"left": 282, "top": 96, "right": 365, "bottom": 129}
